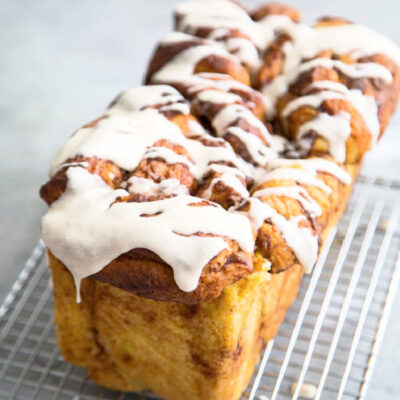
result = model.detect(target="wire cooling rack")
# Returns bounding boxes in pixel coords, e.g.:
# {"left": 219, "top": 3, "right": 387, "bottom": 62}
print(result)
{"left": 1, "top": 176, "right": 400, "bottom": 400}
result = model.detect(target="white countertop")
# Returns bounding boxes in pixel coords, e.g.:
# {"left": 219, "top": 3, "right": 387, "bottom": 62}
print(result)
{"left": 0, "top": 0, "right": 399, "bottom": 398}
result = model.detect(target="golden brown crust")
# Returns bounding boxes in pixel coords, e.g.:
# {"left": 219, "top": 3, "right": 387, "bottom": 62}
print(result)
{"left": 48, "top": 251, "right": 304, "bottom": 399}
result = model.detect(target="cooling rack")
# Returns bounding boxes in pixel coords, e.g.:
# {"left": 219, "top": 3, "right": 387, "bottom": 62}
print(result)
{"left": 1, "top": 176, "right": 400, "bottom": 400}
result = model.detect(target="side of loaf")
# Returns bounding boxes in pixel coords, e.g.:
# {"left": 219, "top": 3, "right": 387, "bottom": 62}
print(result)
{"left": 40, "top": 1, "right": 400, "bottom": 399}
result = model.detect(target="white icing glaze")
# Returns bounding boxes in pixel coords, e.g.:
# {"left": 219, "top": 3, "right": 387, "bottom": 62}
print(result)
{"left": 175, "top": 0, "right": 248, "bottom": 23}
{"left": 176, "top": 0, "right": 253, "bottom": 34}
{"left": 261, "top": 15, "right": 400, "bottom": 111}
{"left": 245, "top": 198, "right": 319, "bottom": 272}
{"left": 307, "top": 80, "right": 349, "bottom": 94}
{"left": 169, "top": 76, "right": 274, "bottom": 168}
{"left": 268, "top": 157, "right": 351, "bottom": 184}
{"left": 143, "top": 146, "right": 194, "bottom": 169}
{"left": 298, "top": 58, "right": 393, "bottom": 83}
{"left": 212, "top": 104, "right": 272, "bottom": 143}
{"left": 126, "top": 176, "right": 189, "bottom": 196}
{"left": 50, "top": 111, "right": 181, "bottom": 172}
{"left": 202, "top": 164, "right": 249, "bottom": 199}
{"left": 187, "top": 118, "right": 206, "bottom": 135}
{"left": 185, "top": 72, "right": 264, "bottom": 101}
{"left": 180, "top": 15, "right": 254, "bottom": 42}
{"left": 173, "top": 3, "right": 399, "bottom": 91}
{"left": 297, "top": 112, "right": 351, "bottom": 162}
{"left": 214, "top": 35, "right": 261, "bottom": 68}
{"left": 159, "top": 102, "right": 190, "bottom": 114}
{"left": 262, "top": 167, "right": 332, "bottom": 193}
{"left": 42, "top": 167, "right": 254, "bottom": 300}
{"left": 253, "top": 186, "right": 322, "bottom": 217}
{"left": 152, "top": 33, "right": 239, "bottom": 83}
{"left": 209, "top": 163, "right": 246, "bottom": 179}
{"left": 50, "top": 161, "right": 89, "bottom": 177}
{"left": 158, "top": 31, "right": 196, "bottom": 44}
{"left": 264, "top": 58, "right": 392, "bottom": 115}
{"left": 196, "top": 89, "right": 242, "bottom": 104}
{"left": 177, "top": 74, "right": 280, "bottom": 167}
{"left": 228, "top": 126, "right": 279, "bottom": 165}
{"left": 50, "top": 108, "right": 256, "bottom": 182}
{"left": 175, "top": 0, "right": 262, "bottom": 67}
{"left": 282, "top": 90, "right": 343, "bottom": 118}
{"left": 207, "top": 103, "right": 283, "bottom": 165}
{"left": 281, "top": 83, "right": 380, "bottom": 145}
{"left": 107, "top": 85, "right": 191, "bottom": 116}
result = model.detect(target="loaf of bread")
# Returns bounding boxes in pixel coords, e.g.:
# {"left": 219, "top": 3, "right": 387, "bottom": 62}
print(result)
{"left": 40, "top": 1, "right": 400, "bottom": 399}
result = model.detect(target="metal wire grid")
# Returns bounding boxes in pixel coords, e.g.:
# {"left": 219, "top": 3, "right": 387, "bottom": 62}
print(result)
{"left": 0, "top": 177, "right": 399, "bottom": 400}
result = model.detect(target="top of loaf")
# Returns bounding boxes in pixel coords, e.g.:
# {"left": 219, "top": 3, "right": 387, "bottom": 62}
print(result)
{"left": 40, "top": 0, "right": 400, "bottom": 304}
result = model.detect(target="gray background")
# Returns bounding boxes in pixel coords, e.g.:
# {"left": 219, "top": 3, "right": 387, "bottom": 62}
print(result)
{"left": 0, "top": 0, "right": 399, "bottom": 398}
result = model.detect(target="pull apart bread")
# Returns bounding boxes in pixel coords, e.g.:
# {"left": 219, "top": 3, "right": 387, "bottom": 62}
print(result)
{"left": 40, "top": 1, "right": 400, "bottom": 399}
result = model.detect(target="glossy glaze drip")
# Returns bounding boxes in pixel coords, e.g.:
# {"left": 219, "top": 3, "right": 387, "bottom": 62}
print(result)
{"left": 42, "top": 167, "right": 254, "bottom": 300}
{"left": 40, "top": 0, "right": 400, "bottom": 299}
{"left": 245, "top": 198, "right": 319, "bottom": 273}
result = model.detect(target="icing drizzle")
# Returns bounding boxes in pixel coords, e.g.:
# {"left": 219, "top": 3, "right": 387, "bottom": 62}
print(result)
{"left": 42, "top": 167, "right": 254, "bottom": 298}
{"left": 164, "top": 0, "right": 400, "bottom": 160}
{"left": 43, "top": 86, "right": 351, "bottom": 300}
{"left": 41, "top": 0, "right": 400, "bottom": 300}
